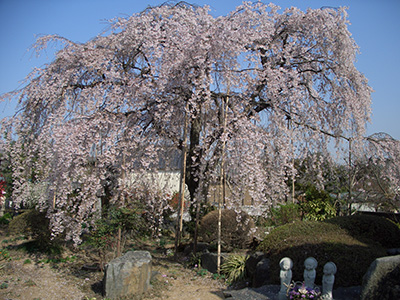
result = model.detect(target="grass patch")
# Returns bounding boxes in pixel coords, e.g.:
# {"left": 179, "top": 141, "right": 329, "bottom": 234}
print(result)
{"left": 38, "top": 255, "right": 76, "bottom": 264}
{"left": 0, "top": 282, "right": 8, "bottom": 289}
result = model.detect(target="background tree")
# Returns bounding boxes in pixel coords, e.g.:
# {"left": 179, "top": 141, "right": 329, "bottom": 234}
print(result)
{"left": 293, "top": 132, "right": 400, "bottom": 216}
{"left": 349, "top": 133, "right": 400, "bottom": 212}
{"left": 0, "top": 2, "right": 374, "bottom": 244}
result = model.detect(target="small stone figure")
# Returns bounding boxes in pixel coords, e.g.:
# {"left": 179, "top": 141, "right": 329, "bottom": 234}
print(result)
{"left": 278, "top": 257, "right": 293, "bottom": 300}
{"left": 303, "top": 257, "right": 318, "bottom": 289}
{"left": 322, "top": 262, "right": 337, "bottom": 300}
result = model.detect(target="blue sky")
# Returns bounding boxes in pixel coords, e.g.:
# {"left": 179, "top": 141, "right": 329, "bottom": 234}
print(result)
{"left": 0, "top": 0, "right": 399, "bottom": 140}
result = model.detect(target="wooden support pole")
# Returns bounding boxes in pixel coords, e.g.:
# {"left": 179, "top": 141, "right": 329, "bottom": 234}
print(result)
{"left": 175, "top": 105, "right": 189, "bottom": 258}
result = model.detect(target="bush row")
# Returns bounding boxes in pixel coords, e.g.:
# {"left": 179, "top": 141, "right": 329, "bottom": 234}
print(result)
{"left": 257, "top": 214, "right": 400, "bottom": 287}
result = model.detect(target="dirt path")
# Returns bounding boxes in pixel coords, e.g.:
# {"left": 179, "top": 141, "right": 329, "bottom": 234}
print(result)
{"left": 0, "top": 259, "right": 87, "bottom": 299}
{"left": 150, "top": 261, "right": 226, "bottom": 300}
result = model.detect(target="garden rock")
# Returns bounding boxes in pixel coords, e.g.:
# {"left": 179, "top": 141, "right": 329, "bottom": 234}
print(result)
{"left": 201, "top": 252, "right": 228, "bottom": 273}
{"left": 103, "top": 250, "right": 152, "bottom": 299}
{"left": 253, "top": 257, "right": 270, "bottom": 287}
{"left": 361, "top": 254, "right": 400, "bottom": 300}
{"left": 245, "top": 251, "right": 264, "bottom": 283}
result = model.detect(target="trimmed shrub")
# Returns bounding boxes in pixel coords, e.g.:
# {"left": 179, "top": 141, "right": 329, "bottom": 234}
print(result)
{"left": 257, "top": 220, "right": 387, "bottom": 287}
{"left": 326, "top": 214, "right": 400, "bottom": 249}
{"left": 9, "top": 209, "right": 49, "bottom": 239}
{"left": 199, "top": 209, "right": 254, "bottom": 250}
{"left": 8, "top": 209, "right": 62, "bottom": 253}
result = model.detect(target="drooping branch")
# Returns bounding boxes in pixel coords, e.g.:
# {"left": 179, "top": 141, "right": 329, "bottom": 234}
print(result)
{"left": 1, "top": 2, "right": 376, "bottom": 243}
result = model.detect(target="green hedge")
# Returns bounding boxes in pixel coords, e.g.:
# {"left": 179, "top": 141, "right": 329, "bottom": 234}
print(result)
{"left": 326, "top": 214, "right": 400, "bottom": 249}
{"left": 257, "top": 215, "right": 399, "bottom": 287}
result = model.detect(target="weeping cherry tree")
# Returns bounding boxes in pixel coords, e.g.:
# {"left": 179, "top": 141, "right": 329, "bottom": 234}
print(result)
{"left": 0, "top": 2, "right": 376, "bottom": 244}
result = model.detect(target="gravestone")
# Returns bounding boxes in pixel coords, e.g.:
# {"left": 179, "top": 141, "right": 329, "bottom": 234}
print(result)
{"left": 103, "top": 250, "right": 152, "bottom": 299}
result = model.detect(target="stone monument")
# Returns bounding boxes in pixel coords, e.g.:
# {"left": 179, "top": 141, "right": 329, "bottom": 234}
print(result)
{"left": 321, "top": 261, "right": 336, "bottom": 300}
{"left": 103, "top": 250, "right": 152, "bottom": 299}
{"left": 279, "top": 257, "right": 293, "bottom": 300}
{"left": 303, "top": 257, "right": 318, "bottom": 289}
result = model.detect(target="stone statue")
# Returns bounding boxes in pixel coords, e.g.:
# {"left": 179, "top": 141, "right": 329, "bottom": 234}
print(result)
{"left": 322, "top": 262, "right": 337, "bottom": 300}
{"left": 278, "top": 257, "right": 293, "bottom": 300}
{"left": 303, "top": 257, "right": 318, "bottom": 289}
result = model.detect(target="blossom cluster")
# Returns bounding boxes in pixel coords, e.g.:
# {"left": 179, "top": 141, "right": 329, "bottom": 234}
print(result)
{"left": 0, "top": 2, "right": 376, "bottom": 244}
{"left": 288, "top": 282, "right": 321, "bottom": 300}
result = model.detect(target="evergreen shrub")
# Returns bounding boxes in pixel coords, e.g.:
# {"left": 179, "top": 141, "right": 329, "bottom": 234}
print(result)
{"left": 8, "top": 209, "right": 63, "bottom": 253}
{"left": 199, "top": 209, "right": 254, "bottom": 250}
{"left": 299, "top": 186, "right": 336, "bottom": 221}
{"left": 326, "top": 214, "right": 400, "bottom": 248}
{"left": 0, "top": 212, "right": 12, "bottom": 225}
{"left": 257, "top": 219, "right": 387, "bottom": 287}
{"left": 268, "top": 203, "right": 301, "bottom": 226}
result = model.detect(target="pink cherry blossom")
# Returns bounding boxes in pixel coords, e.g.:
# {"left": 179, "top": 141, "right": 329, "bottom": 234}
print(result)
{"left": 1, "top": 3, "right": 391, "bottom": 243}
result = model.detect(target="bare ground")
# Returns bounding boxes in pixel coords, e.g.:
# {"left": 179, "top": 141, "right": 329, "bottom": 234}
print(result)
{"left": 0, "top": 231, "right": 227, "bottom": 300}
{"left": 0, "top": 229, "right": 361, "bottom": 300}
